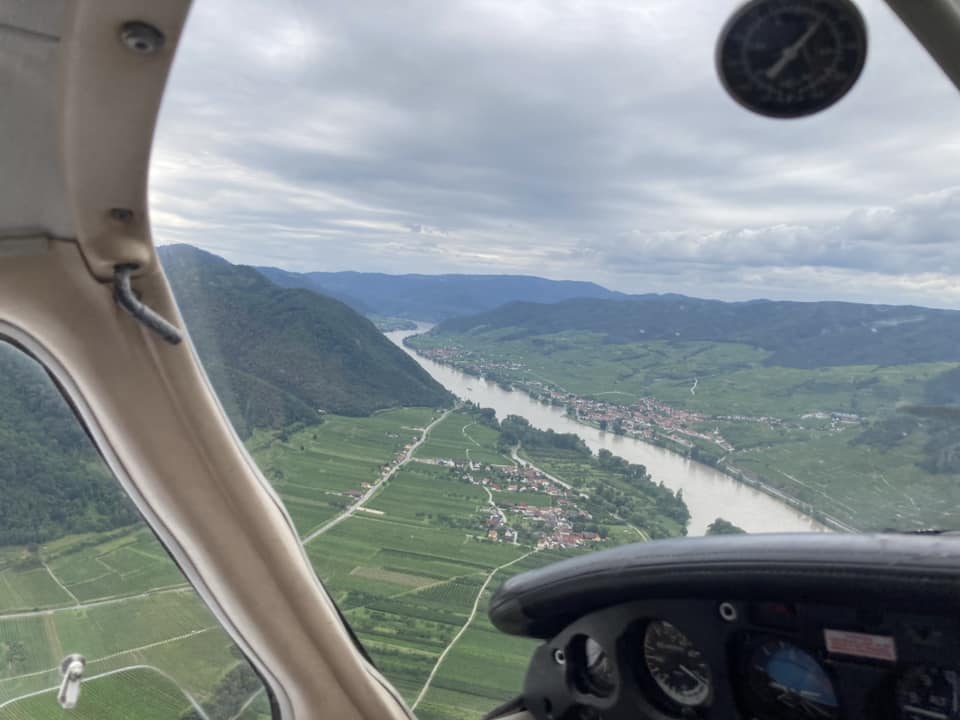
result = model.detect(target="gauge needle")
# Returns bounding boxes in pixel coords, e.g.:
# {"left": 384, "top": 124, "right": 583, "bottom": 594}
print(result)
{"left": 678, "top": 664, "right": 707, "bottom": 686}
{"left": 766, "top": 18, "right": 824, "bottom": 80}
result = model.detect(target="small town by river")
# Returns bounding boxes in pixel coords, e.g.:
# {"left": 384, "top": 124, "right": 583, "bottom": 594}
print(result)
{"left": 387, "top": 327, "right": 828, "bottom": 536}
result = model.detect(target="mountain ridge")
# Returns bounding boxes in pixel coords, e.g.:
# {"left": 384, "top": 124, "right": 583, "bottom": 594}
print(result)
{"left": 256, "top": 266, "right": 629, "bottom": 322}
{"left": 431, "top": 296, "right": 960, "bottom": 368}
{"left": 160, "top": 244, "right": 453, "bottom": 435}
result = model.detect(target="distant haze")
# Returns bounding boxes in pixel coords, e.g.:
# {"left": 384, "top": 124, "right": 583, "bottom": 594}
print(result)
{"left": 257, "top": 266, "right": 628, "bottom": 321}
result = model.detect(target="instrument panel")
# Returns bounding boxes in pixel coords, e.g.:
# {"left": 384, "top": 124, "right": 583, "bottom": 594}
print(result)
{"left": 520, "top": 597, "right": 960, "bottom": 720}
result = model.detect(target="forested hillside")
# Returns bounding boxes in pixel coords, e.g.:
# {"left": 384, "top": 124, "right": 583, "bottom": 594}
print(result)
{"left": 257, "top": 266, "right": 626, "bottom": 322}
{"left": 0, "top": 247, "right": 452, "bottom": 546}
{"left": 0, "top": 346, "right": 136, "bottom": 545}
{"left": 434, "top": 297, "right": 960, "bottom": 368}
{"left": 161, "top": 245, "right": 452, "bottom": 435}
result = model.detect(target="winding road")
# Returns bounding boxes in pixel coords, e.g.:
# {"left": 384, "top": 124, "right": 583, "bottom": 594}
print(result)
{"left": 303, "top": 406, "right": 457, "bottom": 544}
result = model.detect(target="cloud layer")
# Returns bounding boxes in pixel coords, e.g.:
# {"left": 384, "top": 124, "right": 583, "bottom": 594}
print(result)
{"left": 152, "top": 0, "right": 960, "bottom": 307}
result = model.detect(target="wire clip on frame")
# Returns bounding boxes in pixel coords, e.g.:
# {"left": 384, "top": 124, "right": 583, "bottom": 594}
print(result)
{"left": 113, "top": 264, "right": 183, "bottom": 345}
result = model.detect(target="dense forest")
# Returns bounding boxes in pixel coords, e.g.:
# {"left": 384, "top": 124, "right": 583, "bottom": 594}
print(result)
{"left": 0, "top": 345, "right": 137, "bottom": 546}
{"left": 433, "top": 296, "right": 960, "bottom": 368}
{"left": 161, "top": 245, "right": 452, "bottom": 436}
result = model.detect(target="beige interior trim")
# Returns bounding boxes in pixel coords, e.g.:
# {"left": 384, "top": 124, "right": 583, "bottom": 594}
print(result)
{"left": 60, "top": 0, "right": 189, "bottom": 279}
{"left": 0, "top": 0, "right": 419, "bottom": 717}
{"left": 883, "top": 0, "right": 960, "bottom": 92}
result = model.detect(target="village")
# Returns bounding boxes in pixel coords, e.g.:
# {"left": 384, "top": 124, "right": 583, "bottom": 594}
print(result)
{"left": 414, "top": 345, "right": 736, "bottom": 451}
{"left": 436, "top": 457, "right": 606, "bottom": 551}
{"left": 415, "top": 346, "right": 862, "bottom": 455}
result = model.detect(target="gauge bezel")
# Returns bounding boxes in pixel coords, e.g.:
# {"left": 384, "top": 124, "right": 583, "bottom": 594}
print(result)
{"left": 739, "top": 633, "right": 841, "bottom": 720}
{"left": 715, "top": 0, "right": 868, "bottom": 119}
{"left": 633, "top": 618, "right": 715, "bottom": 716}
{"left": 568, "top": 634, "right": 619, "bottom": 700}
{"left": 896, "top": 665, "right": 960, "bottom": 720}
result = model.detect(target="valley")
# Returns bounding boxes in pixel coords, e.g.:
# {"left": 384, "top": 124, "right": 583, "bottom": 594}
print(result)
{"left": 408, "top": 322, "right": 960, "bottom": 532}
{"left": 3, "top": 247, "right": 957, "bottom": 720}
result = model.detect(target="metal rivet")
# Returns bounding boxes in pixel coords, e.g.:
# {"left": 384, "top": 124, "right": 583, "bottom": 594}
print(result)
{"left": 719, "top": 602, "right": 738, "bottom": 622}
{"left": 109, "top": 208, "right": 134, "bottom": 222}
{"left": 119, "top": 21, "right": 165, "bottom": 54}
{"left": 552, "top": 648, "right": 566, "bottom": 665}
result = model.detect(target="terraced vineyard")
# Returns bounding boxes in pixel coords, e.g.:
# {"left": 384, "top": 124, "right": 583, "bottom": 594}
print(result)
{"left": 0, "top": 403, "right": 684, "bottom": 719}
{"left": 414, "top": 411, "right": 513, "bottom": 467}
{"left": 249, "top": 408, "right": 439, "bottom": 534}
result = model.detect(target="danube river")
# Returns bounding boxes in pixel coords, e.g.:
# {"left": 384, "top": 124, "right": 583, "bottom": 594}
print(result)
{"left": 387, "top": 328, "right": 828, "bottom": 536}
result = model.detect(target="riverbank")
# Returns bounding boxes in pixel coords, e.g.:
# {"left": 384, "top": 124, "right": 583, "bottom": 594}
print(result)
{"left": 387, "top": 328, "right": 829, "bottom": 536}
{"left": 574, "top": 418, "right": 857, "bottom": 533}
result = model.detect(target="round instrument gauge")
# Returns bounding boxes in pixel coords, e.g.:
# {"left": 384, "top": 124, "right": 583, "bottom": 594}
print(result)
{"left": 717, "top": 0, "right": 868, "bottom": 118}
{"left": 898, "top": 666, "right": 960, "bottom": 720}
{"left": 744, "top": 637, "right": 839, "bottom": 719}
{"left": 642, "top": 620, "right": 713, "bottom": 707}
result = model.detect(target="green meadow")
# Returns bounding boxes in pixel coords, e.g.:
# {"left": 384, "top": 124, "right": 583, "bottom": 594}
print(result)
{"left": 415, "top": 411, "right": 513, "bottom": 467}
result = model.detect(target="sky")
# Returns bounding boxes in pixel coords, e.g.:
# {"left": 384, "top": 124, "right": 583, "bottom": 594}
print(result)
{"left": 151, "top": 0, "right": 960, "bottom": 307}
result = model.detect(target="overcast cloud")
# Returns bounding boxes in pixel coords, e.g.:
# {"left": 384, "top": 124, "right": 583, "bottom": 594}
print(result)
{"left": 151, "top": 0, "right": 960, "bottom": 307}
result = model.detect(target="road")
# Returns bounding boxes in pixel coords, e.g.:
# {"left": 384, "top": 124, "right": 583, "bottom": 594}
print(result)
{"left": 0, "top": 663, "right": 210, "bottom": 717}
{"left": 0, "top": 585, "right": 191, "bottom": 621}
{"left": 481, "top": 486, "right": 517, "bottom": 546}
{"left": 410, "top": 548, "right": 537, "bottom": 711}
{"left": 303, "top": 406, "right": 456, "bottom": 543}
{"left": 42, "top": 562, "right": 80, "bottom": 606}
{"left": 512, "top": 446, "right": 650, "bottom": 542}
{"left": 510, "top": 445, "right": 572, "bottom": 491}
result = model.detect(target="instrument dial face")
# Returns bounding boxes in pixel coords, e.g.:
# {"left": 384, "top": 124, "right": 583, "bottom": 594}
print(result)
{"left": 745, "top": 637, "right": 839, "bottom": 719}
{"left": 642, "top": 620, "right": 713, "bottom": 707}
{"left": 898, "top": 666, "right": 960, "bottom": 720}
{"left": 717, "top": 0, "right": 868, "bottom": 118}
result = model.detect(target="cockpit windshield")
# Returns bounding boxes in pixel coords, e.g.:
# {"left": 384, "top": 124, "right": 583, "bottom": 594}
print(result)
{"left": 2, "top": 1, "right": 957, "bottom": 719}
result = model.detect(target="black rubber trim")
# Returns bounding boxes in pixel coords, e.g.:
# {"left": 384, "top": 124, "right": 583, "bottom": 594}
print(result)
{"left": 489, "top": 533, "right": 960, "bottom": 639}
{"left": 482, "top": 695, "right": 527, "bottom": 720}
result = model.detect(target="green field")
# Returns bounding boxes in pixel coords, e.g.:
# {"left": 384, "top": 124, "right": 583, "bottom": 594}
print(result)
{"left": 415, "top": 411, "right": 513, "bottom": 467}
{"left": 249, "top": 407, "right": 439, "bottom": 535}
{"left": 414, "top": 552, "right": 568, "bottom": 720}
{"left": 410, "top": 332, "right": 949, "bottom": 418}
{"left": 306, "top": 512, "right": 528, "bottom": 702}
{"left": 0, "top": 404, "right": 680, "bottom": 719}
{"left": 0, "top": 668, "right": 193, "bottom": 720}
{"left": 367, "top": 464, "right": 489, "bottom": 528}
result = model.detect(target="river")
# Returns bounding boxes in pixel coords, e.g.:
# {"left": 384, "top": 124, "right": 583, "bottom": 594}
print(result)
{"left": 387, "top": 328, "right": 828, "bottom": 536}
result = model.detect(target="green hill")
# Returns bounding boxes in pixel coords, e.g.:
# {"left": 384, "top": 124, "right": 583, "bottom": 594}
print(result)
{"left": 0, "top": 345, "right": 137, "bottom": 546}
{"left": 0, "top": 246, "right": 452, "bottom": 546}
{"left": 160, "top": 244, "right": 453, "bottom": 436}
{"left": 433, "top": 296, "right": 960, "bottom": 368}
{"left": 257, "top": 266, "right": 627, "bottom": 322}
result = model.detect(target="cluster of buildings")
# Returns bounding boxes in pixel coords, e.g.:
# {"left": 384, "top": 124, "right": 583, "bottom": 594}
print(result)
{"left": 416, "top": 346, "right": 864, "bottom": 461}
{"left": 470, "top": 462, "right": 606, "bottom": 549}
